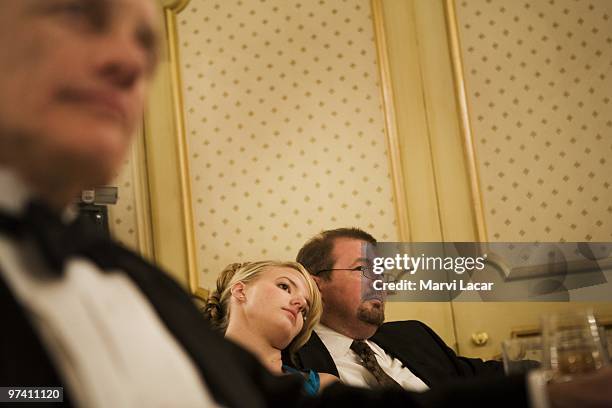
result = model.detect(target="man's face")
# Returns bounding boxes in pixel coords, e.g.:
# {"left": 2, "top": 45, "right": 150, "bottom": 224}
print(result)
{"left": 0, "top": 0, "right": 160, "bottom": 192}
{"left": 316, "top": 238, "right": 385, "bottom": 330}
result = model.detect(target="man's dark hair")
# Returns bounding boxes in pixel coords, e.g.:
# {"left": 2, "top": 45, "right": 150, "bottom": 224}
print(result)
{"left": 296, "top": 227, "right": 376, "bottom": 280}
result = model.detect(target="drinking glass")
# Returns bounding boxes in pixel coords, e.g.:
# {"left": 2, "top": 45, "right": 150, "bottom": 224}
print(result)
{"left": 541, "top": 310, "right": 608, "bottom": 382}
{"left": 502, "top": 336, "right": 543, "bottom": 375}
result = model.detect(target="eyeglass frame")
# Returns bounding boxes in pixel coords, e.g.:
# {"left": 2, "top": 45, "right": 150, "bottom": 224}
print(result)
{"left": 313, "top": 265, "right": 412, "bottom": 284}
{"left": 313, "top": 265, "right": 379, "bottom": 280}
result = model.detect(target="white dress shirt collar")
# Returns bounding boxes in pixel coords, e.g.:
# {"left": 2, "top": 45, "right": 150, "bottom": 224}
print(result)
{"left": 0, "top": 167, "right": 77, "bottom": 221}
{"left": 315, "top": 323, "right": 355, "bottom": 358}
{"left": 315, "top": 323, "right": 387, "bottom": 358}
{"left": 0, "top": 167, "right": 33, "bottom": 215}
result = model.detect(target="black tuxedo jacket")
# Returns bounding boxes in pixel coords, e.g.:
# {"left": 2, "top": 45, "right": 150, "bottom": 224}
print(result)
{"left": 0, "top": 237, "right": 527, "bottom": 407}
{"left": 0, "top": 241, "right": 305, "bottom": 408}
{"left": 289, "top": 320, "right": 504, "bottom": 387}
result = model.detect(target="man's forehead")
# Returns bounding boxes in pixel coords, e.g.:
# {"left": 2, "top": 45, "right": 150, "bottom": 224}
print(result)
{"left": 332, "top": 238, "right": 367, "bottom": 263}
{"left": 114, "top": 0, "right": 162, "bottom": 28}
{"left": 332, "top": 237, "right": 366, "bottom": 249}
{"left": 0, "top": 0, "right": 161, "bottom": 27}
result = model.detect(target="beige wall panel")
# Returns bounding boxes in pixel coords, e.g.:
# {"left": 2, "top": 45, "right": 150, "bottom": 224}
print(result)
{"left": 385, "top": 301, "right": 458, "bottom": 350}
{"left": 108, "top": 128, "right": 153, "bottom": 259}
{"left": 373, "top": 0, "right": 460, "bottom": 346}
{"left": 449, "top": 0, "right": 612, "bottom": 359}
{"left": 412, "top": 0, "right": 479, "bottom": 242}
{"left": 454, "top": 0, "right": 612, "bottom": 242}
{"left": 108, "top": 151, "right": 140, "bottom": 250}
{"left": 378, "top": 1, "right": 443, "bottom": 241}
{"left": 177, "top": 0, "right": 399, "bottom": 289}
{"left": 145, "top": 49, "right": 197, "bottom": 287}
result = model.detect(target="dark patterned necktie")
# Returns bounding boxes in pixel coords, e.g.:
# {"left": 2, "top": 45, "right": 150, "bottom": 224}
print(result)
{"left": 350, "top": 340, "right": 404, "bottom": 391}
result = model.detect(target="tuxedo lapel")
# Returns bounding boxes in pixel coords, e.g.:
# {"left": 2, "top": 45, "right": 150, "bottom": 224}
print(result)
{"left": 295, "top": 331, "right": 340, "bottom": 377}
{"left": 83, "top": 242, "right": 279, "bottom": 407}
{"left": 370, "top": 328, "right": 434, "bottom": 387}
{"left": 371, "top": 322, "right": 463, "bottom": 388}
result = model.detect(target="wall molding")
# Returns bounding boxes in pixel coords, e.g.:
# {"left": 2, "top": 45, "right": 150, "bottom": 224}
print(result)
{"left": 143, "top": 0, "right": 202, "bottom": 295}
{"left": 132, "top": 124, "right": 155, "bottom": 261}
{"left": 371, "top": 0, "right": 412, "bottom": 242}
{"left": 444, "top": 0, "right": 488, "bottom": 242}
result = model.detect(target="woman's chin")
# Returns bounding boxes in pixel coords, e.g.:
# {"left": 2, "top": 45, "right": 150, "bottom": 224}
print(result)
{"left": 269, "top": 325, "right": 295, "bottom": 350}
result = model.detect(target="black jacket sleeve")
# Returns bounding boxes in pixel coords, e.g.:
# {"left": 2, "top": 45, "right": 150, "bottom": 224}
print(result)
{"left": 414, "top": 321, "right": 505, "bottom": 377}
{"left": 305, "top": 374, "right": 529, "bottom": 408}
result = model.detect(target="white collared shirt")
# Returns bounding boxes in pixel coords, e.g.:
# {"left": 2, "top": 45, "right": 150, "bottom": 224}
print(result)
{"left": 0, "top": 169, "right": 219, "bottom": 408}
{"left": 315, "top": 323, "right": 429, "bottom": 392}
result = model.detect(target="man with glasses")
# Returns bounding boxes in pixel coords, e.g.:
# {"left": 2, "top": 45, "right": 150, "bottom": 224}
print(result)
{"left": 291, "top": 228, "right": 504, "bottom": 390}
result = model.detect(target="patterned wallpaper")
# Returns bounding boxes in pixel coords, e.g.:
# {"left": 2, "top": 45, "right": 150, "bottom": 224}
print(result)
{"left": 108, "top": 145, "right": 140, "bottom": 250}
{"left": 177, "top": 0, "right": 399, "bottom": 288}
{"left": 455, "top": 0, "right": 612, "bottom": 242}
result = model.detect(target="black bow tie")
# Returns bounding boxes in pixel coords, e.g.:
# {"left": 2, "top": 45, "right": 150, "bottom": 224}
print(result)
{"left": 0, "top": 201, "right": 108, "bottom": 274}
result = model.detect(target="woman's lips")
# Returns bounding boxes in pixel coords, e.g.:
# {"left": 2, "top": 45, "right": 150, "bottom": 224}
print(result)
{"left": 282, "top": 307, "right": 297, "bottom": 323}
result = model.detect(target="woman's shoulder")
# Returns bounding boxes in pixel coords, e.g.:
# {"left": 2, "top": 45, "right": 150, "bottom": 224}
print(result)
{"left": 282, "top": 365, "right": 338, "bottom": 395}
{"left": 318, "top": 372, "right": 339, "bottom": 390}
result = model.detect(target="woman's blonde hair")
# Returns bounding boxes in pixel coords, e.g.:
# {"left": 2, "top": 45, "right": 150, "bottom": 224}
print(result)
{"left": 202, "top": 261, "right": 322, "bottom": 356}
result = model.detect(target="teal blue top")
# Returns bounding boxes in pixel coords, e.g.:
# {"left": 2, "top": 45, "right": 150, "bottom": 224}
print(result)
{"left": 282, "top": 364, "right": 320, "bottom": 396}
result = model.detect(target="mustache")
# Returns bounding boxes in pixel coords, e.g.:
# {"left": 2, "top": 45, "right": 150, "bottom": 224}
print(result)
{"left": 362, "top": 291, "right": 385, "bottom": 302}
{"left": 362, "top": 280, "right": 385, "bottom": 299}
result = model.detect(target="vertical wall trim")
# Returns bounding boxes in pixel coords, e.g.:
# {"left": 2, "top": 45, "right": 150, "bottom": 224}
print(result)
{"left": 163, "top": 3, "right": 199, "bottom": 294}
{"left": 444, "top": 0, "right": 488, "bottom": 242}
{"left": 132, "top": 123, "right": 155, "bottom": 261}
{"left": 371, "top": 0, "right": 412, "bottom": 242}
{"left": 143, "top": 0, "right": 202, "bottom": 292}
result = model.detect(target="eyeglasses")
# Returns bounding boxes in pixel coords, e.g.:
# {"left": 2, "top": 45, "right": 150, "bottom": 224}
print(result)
{"left": 314, "top": 265, "right": 378, "bottom": 280}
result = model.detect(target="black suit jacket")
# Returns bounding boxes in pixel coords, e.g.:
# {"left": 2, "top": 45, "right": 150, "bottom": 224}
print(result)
{"left": 289, "top": 320, "right": 504, "bottom": 387}
{"left": 0, "top": 240, "right": 303, "bottom": 408}
{"left": 0, "top": 238, "right": 528, "bottom": 407}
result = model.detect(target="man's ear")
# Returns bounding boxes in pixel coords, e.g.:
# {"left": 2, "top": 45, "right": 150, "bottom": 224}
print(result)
{"left": 312, "top": 274, "right": 323, "bottom": 290}
{"left": 230, "top": 282, "right": 247, "bottom": 302}
{"left": 311, "top": 275, "right": 328, "bottom": 306}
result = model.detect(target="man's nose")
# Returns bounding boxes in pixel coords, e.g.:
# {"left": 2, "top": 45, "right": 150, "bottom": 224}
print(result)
{"left": 95, "top": 30, "right": 147, "bottom": 89}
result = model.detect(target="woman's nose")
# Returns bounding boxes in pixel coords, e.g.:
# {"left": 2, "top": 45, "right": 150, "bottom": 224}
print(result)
{"left": 291, "top": 294, "right": 306, "bottom": 308}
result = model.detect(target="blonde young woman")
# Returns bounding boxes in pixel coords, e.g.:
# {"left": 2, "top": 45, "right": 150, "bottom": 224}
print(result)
{"left": 203, "top": 261, "right": 338, "bottom": 395}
